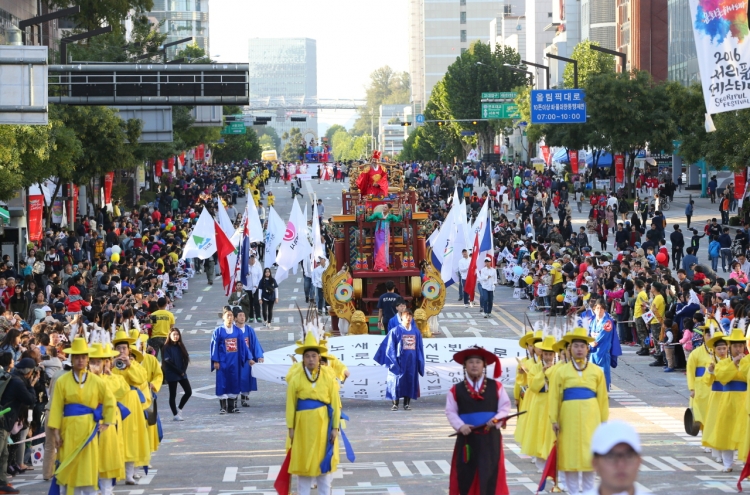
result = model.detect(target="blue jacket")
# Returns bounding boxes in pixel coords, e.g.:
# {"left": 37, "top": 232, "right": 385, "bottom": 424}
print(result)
{"left": 162, "top": 344, "right": 188, "bottom": 382}
{"left": 708, "top": 240, "right": 721, "bottom": 259}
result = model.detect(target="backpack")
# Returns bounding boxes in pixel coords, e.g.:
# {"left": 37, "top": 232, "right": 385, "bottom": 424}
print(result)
{"left": 0, "top": 370, "right": 12, "bottom": 408}
{"left": 95, "top": 238, "right": 105, "bottom": 256}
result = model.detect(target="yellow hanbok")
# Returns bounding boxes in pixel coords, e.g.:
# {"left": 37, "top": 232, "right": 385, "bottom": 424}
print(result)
{"left": 513, "top": 356, "right": 535, "bottom": 446}
{"left": 686, "top": 344, "right": 713, "bottom": 425}
{"left": 522, "top": 361, "right": 561, "bottom": 459}
{"left": 286, "top": 366, "right": 341, "bottom": 477}
{"left": 48, "top": 372, "right": 116, "bottom": 490}
{"left": 113, "top": 361, "right": 152, "bottom": 467}
{"left": 549, "top": 361, "right": 609, "bottom": 472}
{"left": 99, "top": 373, "right": 130, "bottom": 479}
{"left": 702, "top": 358, "right": 748, "bottom": 451}
{"left": 139, "top": 352, "right": 164, "bottom": 452}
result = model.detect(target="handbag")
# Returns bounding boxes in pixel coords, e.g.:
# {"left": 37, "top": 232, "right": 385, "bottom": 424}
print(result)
{"left": 144, "top": 394, "right": 158, "bottom": 426}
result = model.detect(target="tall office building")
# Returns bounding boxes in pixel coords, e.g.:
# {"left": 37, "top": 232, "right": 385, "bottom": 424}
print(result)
{"left": 524, "top": 0, "right": 556, "bottom": 75}
{"left": 616, "top": 0, "right": 668, "bottom": 79}
{"left": 408, "top": 0, "right": 500, "bottom": 112}
{"left": 581, "top": 0, "right": 616, "bottom": 50}
{"left": 545, "top": 0, "right": 582, "bottom": 87}
{"left": 247, "top": 38, "right": 318, "bottom": 144}
{"left": 489, "top": 0, "right": 526, "bottom": 60}
{"left": 667, "top": 0, "right": 699, "bottom": 85}
{"left": 146, "top": 0, "right": 210, "bottom": 60}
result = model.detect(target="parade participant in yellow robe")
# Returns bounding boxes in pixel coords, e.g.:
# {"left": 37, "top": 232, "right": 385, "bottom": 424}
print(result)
{"left": 686, "top": 326, "right": 713, "bottom": 431}
{"left": 702, "top": 329, "right": 748, "bottom": 471}
{"left": 47, "top": 338, "right": 116, "bottom": 495}
{"left": 514, "top": 331, "right": 542, "bottom": 447}
{"left": 88, "top": 343, "right": 129, "bottom": 494}
{"left": 522, "top": 336, "right": 558, "bottom": 471}
{"left": 700, "top": 332, "right": 727, "bottom": 465}
{"left": 275, "top": 331, "right": 343, "bottom": 495}
{"left": 549, "top": 327, "right": 609, "bottom": 494}
{"left": 111, "top": 330, "right": 151, "bottom": 484}
{"left": 129, "top": 330, "right": 164, "bottom": 453}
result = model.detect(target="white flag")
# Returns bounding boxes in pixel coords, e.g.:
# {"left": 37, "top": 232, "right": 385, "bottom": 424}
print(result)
{"left": 433, "top": 189, "right": 460, "bottom": 283}
{"left": 264, "top": 206, "right": 286, "bottom": 269}
{"left": 181, "top": 207, "right": 217, "bottom": 260}
{"left": 312, "top": 202, "right": 327, "bottom": 261}
{"left": 275, "top": 198, "right": 311, "bottom": 284}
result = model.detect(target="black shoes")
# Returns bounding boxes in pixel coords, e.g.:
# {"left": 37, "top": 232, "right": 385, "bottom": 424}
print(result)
{"left": 219, "top": 399, "right": 227, "bottom": 414}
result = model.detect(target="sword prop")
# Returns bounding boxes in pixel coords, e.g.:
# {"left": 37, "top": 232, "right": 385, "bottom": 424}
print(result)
{"left": 448, "top": 411, "right": 527, "bottom": 436}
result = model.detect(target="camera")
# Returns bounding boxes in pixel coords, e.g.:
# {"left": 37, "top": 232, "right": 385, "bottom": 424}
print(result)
{"left": 114, "top": 359, "right": 127, "bottom": 370}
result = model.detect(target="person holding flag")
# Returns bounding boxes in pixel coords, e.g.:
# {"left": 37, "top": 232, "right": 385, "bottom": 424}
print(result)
{"left": 445, "top": 345, "right": 511, "bottom": 495}
{"left": 478, "top": 257, "right": 497, "bottom": 318}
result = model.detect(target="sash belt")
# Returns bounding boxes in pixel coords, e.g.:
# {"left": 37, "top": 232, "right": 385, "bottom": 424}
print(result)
{"left": 712, "top": 380, "right": 748, "bottom": 392}
{"left": 695, "top": 367, "right": 706, "bottom": 378}
{"left": 117, "top": 402, "right": 130, "bottom": 421}
{"left": 49, "top": 403, "right": 104, "bottom": 495}
{"left": 296, "top": 398, "right": 355, "bottom": 472}
{"left": 458, "top": 411, "right": 496, "bottom": 427}
{"left": 562, "top": 387, "right": 597, "bottom": 401}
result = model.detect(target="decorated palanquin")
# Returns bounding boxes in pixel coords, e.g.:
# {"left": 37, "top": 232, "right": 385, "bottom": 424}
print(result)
{"left": 322, "top": 152, "right": 446, "bottom": 338}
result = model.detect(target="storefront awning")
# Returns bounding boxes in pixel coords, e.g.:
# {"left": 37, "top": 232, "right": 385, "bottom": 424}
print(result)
{"left": 0, "top": 207, "right": 8, "bottom": 224}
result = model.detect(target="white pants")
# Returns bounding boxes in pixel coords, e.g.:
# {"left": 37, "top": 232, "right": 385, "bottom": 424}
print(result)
{"left": 721, "top": 450, "right": 735, "bottom": 469}
{"left": 217, "top": 394, "right": 238, "bottom": 399}
{"left": 298, "top": 473, "right": 333, "bottom": 495}
{"left": 99, "top": 477, "right": 114, "bottom": 495}
{"left": 60, "top": 486, "right": 97, "bottom": 495}
{"left": 564, "top": 471, "right": 595, "bottom": 493}
{"left": 534, "top": 457, "right": 546, "bottom": 472}
{"left": 125, "top": 462, "right": 136, "bottom": 483}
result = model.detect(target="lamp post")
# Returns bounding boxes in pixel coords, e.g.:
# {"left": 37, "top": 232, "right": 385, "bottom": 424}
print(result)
{"left": 500, "top": 63, "right": 535, "bottom": 87}
{"left": 545, "top": 53, "right": 578, "bottom": 88}
{"left": 590, "top": 45, "right": 627, "bottom": 74}
{"left": 521, "top": 59, "right": 550, "bottom": 89}
{"left": 60, "top": 26, "right": 113, "bottom": 63}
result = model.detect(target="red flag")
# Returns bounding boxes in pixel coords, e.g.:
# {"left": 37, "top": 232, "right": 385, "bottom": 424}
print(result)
{"left": 274, "top": 450, "right": 292, "bottom": 495}
{"left": 537, "top": 442, "right": 557, "bottom": 494}
{"left": 214, "top": 221, "right": 236, "bottom": 295}
{"left": 464, "top": 233, "right": 480, "bottom": 302}
{"left": 738, "top": 455, "right": 750, "bottom": 491}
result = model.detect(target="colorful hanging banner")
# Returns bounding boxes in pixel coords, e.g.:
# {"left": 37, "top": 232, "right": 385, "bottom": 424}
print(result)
{"left": 540, "top": 146, "right": 551, "bottom": 165}
{"left": 688, "top": 0, "right": 750, "bottom": 114}
{"left": 167, "top": 156, "right": 175, "bottom": 173}
{"left": 195, "top": 144, "right": 205, "bottom": 161}
{"left": 155, "top": 160, "right": 163, "bottom": 178}
{"left": 103, "top": 172, "right": 114, "bottom": 204}
{"left": 735, "top": 171, "right": 747, "bottom": 200}
{"left": 570, "top": 150, "right": 579, "bottom": 174}
{"left": 28, "top": 194, "right": 44, "bottom": 241}
{"left": 615, "top": 154, "right": 625, "bottom": 183}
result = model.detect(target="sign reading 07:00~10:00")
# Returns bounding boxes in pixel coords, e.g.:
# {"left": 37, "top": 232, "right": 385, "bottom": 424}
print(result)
{"left": 530, "top": 89, "right": 586, "bottom": 124}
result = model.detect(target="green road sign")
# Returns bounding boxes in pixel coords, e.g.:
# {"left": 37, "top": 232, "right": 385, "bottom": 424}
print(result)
{"left": 481, "top": 92, "right": 517, "bottom": 100}
{"left": 481, "top": 103, "right": 519, "bottom": 119}
{"left": 221, "top": 121, "right": 246, "bottom": 135}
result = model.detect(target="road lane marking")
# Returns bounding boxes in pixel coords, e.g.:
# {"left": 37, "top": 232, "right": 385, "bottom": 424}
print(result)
{"left": 197, "top": 297, "right": 203, "bottom": 302}
{"left": 184, "top": 315, "right": 192, "bottom": 320}
{"left": 191, "top": 306, "right": 198, "bottom": 310}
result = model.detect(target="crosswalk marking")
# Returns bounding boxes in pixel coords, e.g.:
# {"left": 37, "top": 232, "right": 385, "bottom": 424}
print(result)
{"left": 391, "top": 462, "right": 412, "bottom": 477}
{"left": 274, "top": 317, "right": 280, "bottom": 323}
{"left": 661, "top": 457, "right": 695, "bottom": 471}
{"left": 185, "top": 315, "right": 192, "bottom": 320}
{"left": 175, "top": 308, "right": 183, "bottom": 314}
{"left": 411, "top": 461, "right": 433, "bottom": 475}
{"left": 191, "top": 306, "right": 198, "bottom": 310}
{"left": 641, "top": 456, "right": 675, "bottom": 471}
{"left": 196, "top": 297, "right": 203, "bottom": 302}
{"left": 288, "top": 317, "right": 294, "bottom": 323}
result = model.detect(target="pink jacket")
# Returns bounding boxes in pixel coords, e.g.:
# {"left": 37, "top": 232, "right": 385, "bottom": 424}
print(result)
{"left": 605, "top": 289, "right": 625, "bottom": 314}
{"left": 679, "top": 329, "right": 694, "bottom": 351}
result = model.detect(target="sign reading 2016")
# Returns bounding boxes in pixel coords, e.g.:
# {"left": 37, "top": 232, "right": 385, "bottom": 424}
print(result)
{"left": 530, "top": 89, "right": 587, "bottom": 124}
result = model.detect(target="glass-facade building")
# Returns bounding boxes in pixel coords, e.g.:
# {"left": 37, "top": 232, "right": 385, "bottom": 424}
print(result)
{"left": 667, "top": 0, "right": 699, "bottom": 86}
{"left": 146, "top": 0, "right": 209, "bottom": 60}
{"left": 247, "top": 38, "right": 318, "bottom": 143}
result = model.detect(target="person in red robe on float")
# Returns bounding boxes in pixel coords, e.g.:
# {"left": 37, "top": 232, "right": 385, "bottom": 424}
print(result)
{"left": 446, "top": 346, "right": 510, "bottom": 495}
{"left": 356, "top": 151, "right": 390, "bottom": 197}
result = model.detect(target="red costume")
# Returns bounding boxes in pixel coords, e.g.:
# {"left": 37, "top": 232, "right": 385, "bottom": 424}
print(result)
{"left": 356, "top": 152, "right": 390, "bottom": 197}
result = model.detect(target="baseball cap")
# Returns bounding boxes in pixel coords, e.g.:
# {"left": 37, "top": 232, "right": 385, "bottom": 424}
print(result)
{"left": 591, "top": 420, "right": 642, "bottom": 455}
{"left": 41, "top": 305, "right": 52, "bottom": 312}
{"left": 16, "top": 358, "right": 37, "bottom": 371}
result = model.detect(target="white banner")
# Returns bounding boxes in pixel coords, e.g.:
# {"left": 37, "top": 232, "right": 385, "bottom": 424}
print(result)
{"left": 689, "top": 0, "right": 750, "bottom": 113}
{"left": 253, "top": 336, "right": 524, "bottom": 400}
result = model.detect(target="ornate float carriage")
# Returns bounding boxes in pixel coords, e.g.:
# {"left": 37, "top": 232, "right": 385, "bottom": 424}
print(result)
{"left": 322, "top": 153, "right": 446, "bottom": 337}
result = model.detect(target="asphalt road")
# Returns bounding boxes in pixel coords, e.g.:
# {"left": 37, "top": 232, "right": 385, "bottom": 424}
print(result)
{"left": 17, "top": 178, "right": 743, "bottom": 494}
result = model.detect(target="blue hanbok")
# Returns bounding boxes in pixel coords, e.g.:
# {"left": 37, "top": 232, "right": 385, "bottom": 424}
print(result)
{"left": 234, "top": 323, "right": 265, "bottom": 394}
{"left": 374, "top": 314, "right": 419, "bottom": 365}
{"left": 210, "top": 324, "right": 250, "bottom": 397}
{"left": 588, "top": 313, "right": 621, "bottom": 389}
{"left": 382, "top": 324, "right": 425, "bottom": 400}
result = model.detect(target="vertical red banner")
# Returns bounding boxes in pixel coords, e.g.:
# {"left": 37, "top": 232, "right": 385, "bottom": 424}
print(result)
{"left": 570, "top": 150, "right": 579, "bottom": 174}
{"left": 196, "top": 144, "right": 205, "bottom": 161}
{"left": 72, "top": 185, "right": 79, "bottom": 223}
{"left": 494, "top": 145, "right": 500, "bottom": 154}
{"left": 179, "top": 152, "right": 185, "bottom": 169}
{"left": 615, "top": 154, "right": 625, "bottom": 183}
{"left": 735, "top": 171, "right": 746, "bottom": 200}
{"left": 540, "top": 146, "right": 551, "bottom": 165}
{"left": 167, "top": 156, "right": 175, "bottom": 173}
{"left": 155, "top": 160, "right": 163, "bottom": 177}
{"left": 28, "top": 195, "right": 44, "bottom": 241}
{"left": 103, "top": 172, "right": 114, "bottom": 204}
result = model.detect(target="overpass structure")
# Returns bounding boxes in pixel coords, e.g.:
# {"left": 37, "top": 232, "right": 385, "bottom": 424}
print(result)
{"left": 245, "top": 96, "right": 366, "bottom": 111}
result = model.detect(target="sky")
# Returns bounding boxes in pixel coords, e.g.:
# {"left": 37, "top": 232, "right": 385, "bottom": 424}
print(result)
{"left": 210, "top": 0, "right": 409, "bottom": 132}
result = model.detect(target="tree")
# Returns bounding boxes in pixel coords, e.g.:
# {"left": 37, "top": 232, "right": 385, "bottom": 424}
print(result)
{"left": 44, "top": 0, "right": 153, "bottom": 33}
{"left": 0, "top": 126, "right": 51, "bottom": 201}
{"left": 563, "top": 41, "right": 616, "bottom": 89}
{"left": 325, "top": 124, "right": 346, "bottom": 143}
{"left": 350, "top": 67, "right": 411, "bottom": 137}
{"left": 259, "top": 134, "right": 275, "bottom": 151}
{"left": 281, "top": 128, "right": 304, "bottom": 162}
{"left": 213, "top": 130, "right": 261, "bottom": 163}
{"left": 255, "top": 126, "right": 282, "bottom": 152}
{"left": 175, "top": 42, "right": 212, "bottom": 63}
{"left": 443, "top": 41, "right": 528, "bottom": 156}
{"left": 586, "top": 71, "right": 677, "bottom": 196}
{"left": 667, "top": 83, "right": 708, "bottom": 165}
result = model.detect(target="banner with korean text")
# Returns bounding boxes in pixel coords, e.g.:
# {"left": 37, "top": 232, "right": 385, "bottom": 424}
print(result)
{"left": 570, "top": 150, "right": 579, "bottom": 174}
{"left": 103, "top": 172, "right": 114, "bottom": 205}
{"left": 689, "top": 0, "right": 750, "bottom": 113}
{"left": 28, "top": 194, "right": 44, "bottom": 241}
{"left": 540, "top": 146, "right": 551, "bottom": 166}
{"left": 615, "top": 154, "right": 625, "bottom": 183}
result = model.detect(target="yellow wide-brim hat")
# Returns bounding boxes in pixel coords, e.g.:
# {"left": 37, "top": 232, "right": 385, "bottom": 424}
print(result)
{"left": 295, "top": 330, "right": 327, "bottom": 355}
{"left": 535, "top": 336, "right": 557, "bottom": 352}
{"left": 518, "top": 331, "right": 534, "bottom": 348}
{"left": 112, "top": 330, "right": 136, "bottom": 345}
{"left": 552, "top": 339, "right": 568, "bottom": 353}
{"left": 129, "top": 345, "right": 143, "bottom": 361}
{"left": 67, "top": 337, "right": 91, "bottom": 355}
{"left": 562, "top": 327, "right": 595, "bottom": 345}
{"left": 103, "top": 343, "right": 120, "bottom": 358}
{"left": 723, "top": 328, "right": 748, "bottom": 343}
{"left": 88, "top": 343, "right": 109, "bottom": 359}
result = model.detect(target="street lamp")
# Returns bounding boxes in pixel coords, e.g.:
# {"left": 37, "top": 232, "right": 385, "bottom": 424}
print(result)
{"left": 590, "top": 45, "right": 628, "bottom": 74}
{"left": 545, "top": 53, "right": 578, "bottom": 88}
{"left": 502, "top": 63, "right": 535, "bottom": 87}
{"left": 521, "top": 59, "right": 550, "bottom": 89}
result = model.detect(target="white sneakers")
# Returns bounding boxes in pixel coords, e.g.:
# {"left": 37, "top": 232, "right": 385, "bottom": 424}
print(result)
{"left": 174, "top": 409, "right": 184, "bottom": 421}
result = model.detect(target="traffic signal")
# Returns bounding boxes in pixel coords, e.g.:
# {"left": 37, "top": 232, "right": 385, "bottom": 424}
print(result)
{"left": 504, "top": 137, "right": 510, "bottom": 146}
{"left": 472, "top": 121, "right": 478, "bottom": 125}
{"left": 437, "top": 121, "right": 444, "bottom": 126}
{"left": 400, "top": 122, "right": 412, "bottom": 126}
{"left": 290, "top": 116, "right": 307, "bottom": 122}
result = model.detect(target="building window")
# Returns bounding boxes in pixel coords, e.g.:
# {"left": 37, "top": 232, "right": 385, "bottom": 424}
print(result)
{"left": 548, "top": 12, "right": 553, "bottom": 17}
{"left": 460, "top": 30, "right": 467, "bottom": 42}
{"left": 460, "top": 12, "right": 466, "bottom": 24}
{"left": 460, "top": 0, "right": 466, "bottom": 4}
{"left": 461, "top": 48, "right": 467, "bottom": 54}
{"left": 503, "top": 5, "right": 512, "bottom": 14}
